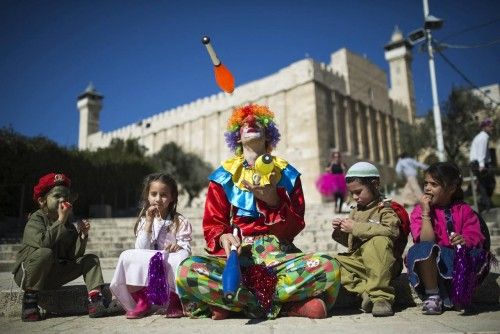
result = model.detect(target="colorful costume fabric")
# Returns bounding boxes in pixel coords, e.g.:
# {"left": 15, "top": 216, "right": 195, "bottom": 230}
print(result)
{"left": 176, "top": 156, "right": 341, "bottom": 318}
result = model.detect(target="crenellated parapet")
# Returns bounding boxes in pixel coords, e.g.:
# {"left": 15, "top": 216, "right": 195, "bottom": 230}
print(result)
{"left": 81, "top": 47, "right": 413, "bottom": 203}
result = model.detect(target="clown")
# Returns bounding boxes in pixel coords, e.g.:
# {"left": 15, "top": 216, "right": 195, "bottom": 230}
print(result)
{"left": 176, "top": 104, "right": 341, "bottom": 320}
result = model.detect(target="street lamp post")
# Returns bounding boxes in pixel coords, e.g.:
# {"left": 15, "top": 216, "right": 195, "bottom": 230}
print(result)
{"left": 423, "top": 0, "right": 445, "bottom": 162}
{"left": 407, "top": 0, "right": 446, "bottom": 161}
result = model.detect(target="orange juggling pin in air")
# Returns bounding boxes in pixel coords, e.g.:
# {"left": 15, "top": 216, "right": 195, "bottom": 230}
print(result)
{"left": 202, "top": 36, "right": 235, "bottom": 94}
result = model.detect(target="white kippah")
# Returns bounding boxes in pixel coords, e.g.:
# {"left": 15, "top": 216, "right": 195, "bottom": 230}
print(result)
{"left": 346, "top": 162, "right": 380, "bottom": 178}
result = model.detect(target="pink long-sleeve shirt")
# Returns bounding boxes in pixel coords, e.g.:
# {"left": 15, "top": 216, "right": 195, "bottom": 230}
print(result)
{"left": 410, "top": 201, "right": 485, "bottom": 248}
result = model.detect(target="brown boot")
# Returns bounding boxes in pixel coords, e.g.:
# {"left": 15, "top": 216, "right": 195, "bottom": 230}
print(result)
{"left": 360, "top": 292, "right": 373, "bottom": 313}
{"left": 372, "top": 300, "right": 394, "bottom": 317}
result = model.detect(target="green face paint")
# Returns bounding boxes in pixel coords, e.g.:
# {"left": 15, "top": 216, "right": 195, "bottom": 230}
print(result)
{"left": 44, "top": 185, "right": 70, "bottom": 213}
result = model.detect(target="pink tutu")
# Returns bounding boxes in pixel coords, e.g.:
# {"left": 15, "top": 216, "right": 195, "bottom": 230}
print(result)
{"left": 316, "top": 173, "right": 347, "bottom": 196}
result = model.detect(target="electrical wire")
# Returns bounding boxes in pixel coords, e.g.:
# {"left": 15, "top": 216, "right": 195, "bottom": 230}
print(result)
{"left": 440, "top": 17, "right": 500, "bottom": 41}
{"left": 434, "top": 45, "right": 499, "bottom": 108}
{"left": 437, "top": 37, "right": 500, "bottom": 49}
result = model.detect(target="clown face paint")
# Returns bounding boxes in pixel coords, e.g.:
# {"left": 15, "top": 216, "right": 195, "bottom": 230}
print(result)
{"left": 239, "top": 115, "right": 265, "bottom": 145}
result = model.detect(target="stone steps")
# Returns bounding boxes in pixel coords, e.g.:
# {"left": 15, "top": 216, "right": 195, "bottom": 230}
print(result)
{"left": 0, "top": 204, "right": 498, "bottom": 317}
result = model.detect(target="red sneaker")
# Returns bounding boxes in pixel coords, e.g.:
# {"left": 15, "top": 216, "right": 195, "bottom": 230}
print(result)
{"left": 286, "top": 298, "right": 327, "bottom": 319}
{"left": 21, "top": 291, "right": 42, "bottom": 322}
{"left": 88, "top": 290, "right": 109, "bottom": 318}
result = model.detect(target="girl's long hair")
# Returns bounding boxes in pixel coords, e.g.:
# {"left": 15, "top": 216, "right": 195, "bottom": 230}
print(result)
{"left": 424, "top": 162, "right": 464, "bottom": 202}
{"left": 133, "top": 173, "right": 180, "bottom": 235}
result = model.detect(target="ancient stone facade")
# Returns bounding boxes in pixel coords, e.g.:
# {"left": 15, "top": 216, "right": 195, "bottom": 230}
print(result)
{"left": 78, "top": 31, "right": 415, "bottom": 204}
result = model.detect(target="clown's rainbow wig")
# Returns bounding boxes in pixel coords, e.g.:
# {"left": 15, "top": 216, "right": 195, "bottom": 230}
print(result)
{"left": 224, "top": 104, "right": 281, "bottom": 155}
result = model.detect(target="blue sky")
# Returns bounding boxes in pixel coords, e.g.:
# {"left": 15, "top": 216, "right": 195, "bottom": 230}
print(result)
{"left": 1, "top": 0, "right": 499, "bottom": 147}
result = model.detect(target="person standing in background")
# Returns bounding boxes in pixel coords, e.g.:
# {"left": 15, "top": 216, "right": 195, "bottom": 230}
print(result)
{"left": 326, "top": 150, "right": 348, "bottom": 213}
{"left": 469, "top": 118, "right": 496, "bottom": 212}
{"left": 395, "top": 153, "right": 428, "bottom": 207}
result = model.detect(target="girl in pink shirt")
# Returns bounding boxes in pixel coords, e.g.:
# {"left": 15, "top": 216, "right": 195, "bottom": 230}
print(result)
{"left": 406, "top": 162, "right": 485, "bottom": 315}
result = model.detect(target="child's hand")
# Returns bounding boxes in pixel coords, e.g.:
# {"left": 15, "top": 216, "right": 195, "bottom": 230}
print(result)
{"left": 339, "top": 218, "right": 354, "bottom": 233}
{"left": 146, "top": 205, "right": 159, "bottom": 222}
{"left": 164, "top": 243, "right": 181, "bottom": 252}
{"left": 331, "top": 218, "right": 343, "bottom": 230}
{"left": 77, "top": 219, "right": 91, "bottom": 237}
{"left": 420, "top": 194, "right": 432, "bottom": 214}
{"left": 450, "top": 232, "right": 465, "bottom": 247}
{"left": 58, "top": 201, "right": 72, "bottom": 224}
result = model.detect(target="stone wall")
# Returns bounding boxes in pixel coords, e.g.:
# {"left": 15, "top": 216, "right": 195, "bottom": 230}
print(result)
{"left": 84, "top": 56, "right": 408, "bottom": 203}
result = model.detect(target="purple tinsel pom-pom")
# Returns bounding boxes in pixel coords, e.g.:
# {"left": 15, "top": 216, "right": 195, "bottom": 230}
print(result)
{"left": 451, "top": 246, "right": 490, "bottom": 307}
{"left": 146, "top": 251, "right": 170, "bottom": 306}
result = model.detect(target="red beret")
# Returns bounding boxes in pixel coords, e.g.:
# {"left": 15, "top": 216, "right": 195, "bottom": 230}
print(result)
{"left": 33, "top": 173, "right": 71, "bottom": 202}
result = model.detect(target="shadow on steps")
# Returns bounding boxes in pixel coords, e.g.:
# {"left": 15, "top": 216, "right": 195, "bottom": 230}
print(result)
{"left": 1, "top": 273, "right": 498, "bottom": 318}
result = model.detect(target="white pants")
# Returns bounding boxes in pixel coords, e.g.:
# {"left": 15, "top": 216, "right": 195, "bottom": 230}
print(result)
{"left": 110, "top": 249, "right": 189, "bottom": 311}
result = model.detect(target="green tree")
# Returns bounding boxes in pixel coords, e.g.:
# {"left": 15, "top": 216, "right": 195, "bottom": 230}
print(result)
{"left": 441, "top": 87, "right": 489, "bottom": 164}
{"left": 398, "top": 116, "right": 434, "bottom": 158}
{"left": 95, "top": 138, "right": 147, "bottom": 158}
{"left": 153, "top": 143, "right": 212, "bottom": 207}
{"left": 400, "top": 87, "right": 494, "bottom": 165}
{"left": 0, "top": 130, "right": 154, "bottom": 219}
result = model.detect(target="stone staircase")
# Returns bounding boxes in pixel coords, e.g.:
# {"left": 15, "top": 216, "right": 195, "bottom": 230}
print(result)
{"left": 0, "top": 204, "right": 498, "bottom": 317}
{"left": 1, "top": 205, "right": 500, "bottom": 271}
{"left": 4, "top": 203, "right": 499, "bottom": 271}
{"left": 0, "top": 204, "right": 339, "bottom": 272}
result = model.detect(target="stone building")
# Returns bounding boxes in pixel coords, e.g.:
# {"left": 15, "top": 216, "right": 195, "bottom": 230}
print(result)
{"left": 78, "top": 29, "right": 416, "bottom": 203}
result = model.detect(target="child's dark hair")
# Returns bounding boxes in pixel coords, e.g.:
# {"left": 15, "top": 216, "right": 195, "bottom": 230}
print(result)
{"left": 133, "top": 173, "right": 179, "bottom": 235}
{"left": 345, "top": 176, "right": 382, "bottom": 199}
{"left": 424, "top": 162, "right": 464, "bottom": 202}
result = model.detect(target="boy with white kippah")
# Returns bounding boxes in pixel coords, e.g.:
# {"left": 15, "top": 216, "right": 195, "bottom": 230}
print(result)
{"left": 331, "top": 162, "right": 403, "bottom": 317}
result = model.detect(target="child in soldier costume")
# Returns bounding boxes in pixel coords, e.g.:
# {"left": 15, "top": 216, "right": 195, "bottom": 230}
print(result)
{"left": 331, "top": 162, "right": 402, "bottom": 317}
{"left": 12, "top": 173, "right": 108, "bottom": 321}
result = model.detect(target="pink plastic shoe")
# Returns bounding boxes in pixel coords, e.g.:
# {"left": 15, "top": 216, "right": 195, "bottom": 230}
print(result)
{"left": 126, "top": 288, "right": 151, "bottom": 319}
{"left": 165, "top": 291, "right": 184, "bottom": 318}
